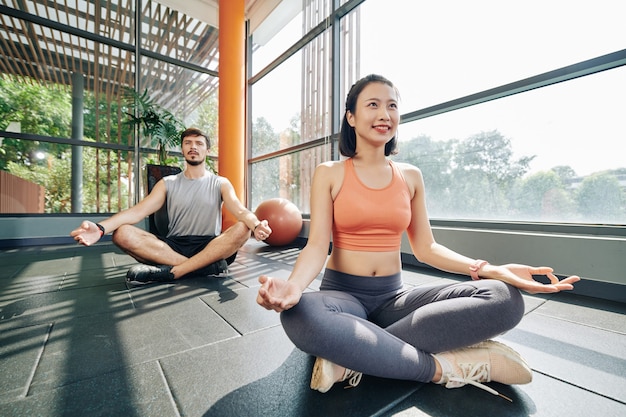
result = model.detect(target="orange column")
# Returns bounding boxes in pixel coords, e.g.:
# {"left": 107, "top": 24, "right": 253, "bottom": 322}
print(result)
{"left": 219, "top": 0, "right": 246, "bottom": 228}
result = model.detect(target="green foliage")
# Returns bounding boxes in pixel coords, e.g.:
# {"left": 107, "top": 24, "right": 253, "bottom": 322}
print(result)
{"left": 393, "top": 129, "right": 626, "bottom": 223}
{"left": 452, "top": 130, "right": 533, "bottom": 185}
{"left": 191, "top": 94, "right": 218, "bottom": 149}
{"left": 7, "top": 143, "right": 129, "bottom": 213}
{"left": 513, "top": 171, "right": 577, "bottom": 221}
{"left": 250, "top": 117, "right": 281, "bottom": 207}
{"left": 83, "top": 91, "right": 131, "bottom": 146}
{"left": 183, "top": 93, "right": 218, "bottom": 173}
{"left": 0, "top": 75, "right": 71, "bottom": 136}
{"left": 1, "top": 75, "right": 624, "bottom": 222}
{"left": 0, "top": 75, "right": 72, "bottom": 170}
{"left": 122, "top": 87, "right": 185, "bottom": 165}
{"left": 397, "top": 135, "right": 456, "bottom": 215}
{"left": 8, "top": 153, "right": 72, "bottom": 212}
{"left": 144, "top": 154, "right": 181, "bottom": 167}
{"left": 395, "top": 130, "right": 534, "bottom": 219}
{"left": 551, "top": 165, "right": 577, "bottom": 183}
{"left": 576, "top": 173, "right": 624, "bottom": 222}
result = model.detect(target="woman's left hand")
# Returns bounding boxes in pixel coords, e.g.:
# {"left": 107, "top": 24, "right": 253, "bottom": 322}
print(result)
{"left": 486, "top": 263, "right": 580, "bottom": 294}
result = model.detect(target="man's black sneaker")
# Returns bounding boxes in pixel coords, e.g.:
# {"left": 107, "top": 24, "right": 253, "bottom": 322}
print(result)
{"left": 126, "top": 264, "right": 175, "bottom": 285}
{"left": 196, "top": 259, "right": 229, "bottom": 278}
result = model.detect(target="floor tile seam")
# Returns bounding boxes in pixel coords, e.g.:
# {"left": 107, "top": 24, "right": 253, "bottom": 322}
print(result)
{"left": 58, "top": 279, "right": 127, "bottom": 292}
{"left": 533, "top": 311, "right": 626, "bottom": 335}
{"left": 125, "top": 286, "right": 137, "bottom": 309}
{"left": 127, "top": 286, "right": 244, "bottom": 314}
{"left": 17, "top": 362, "right": 150, "bottom": 400}
{"left": 0, "top": 289, "right": 141, "bottom": 332}
{"left": 230, "top": 276, "right": 258, "bottom": 289}
{"left": 370, "top": 384, "right": 425, "bottom": 417}
{"left": 0, "top": 319, "right": 57, "bottom": 335}
{"left": 18, "top": 334, "right": 246, "bottom": 398}
{"left": 0, "top": 277, "right": 122, "bottom": 296}
{"left": 151, "top": 334, "right": 243, "bottom": 363}
{"left": 156, "top": 359, "right": 183, "bottom": 417}
{"left": 0, "top": 263, "right": 25, "bottom": 281}
{"left": 0, "top": 279, "right": 67, "bottom": 296}
{"left": 148, "top": 325, "right": 284, "bottom": 364}
{"left": 55, "top": 265, "right": 129, "bottom": 275}
{"left": 23, "top": 322, "right": 53, "bottom": 399}
{"left": 532, "top": 369, "right": 626, "bottom": 406}
{"left": 522, "top": 297, "right": 550, "bottom": 315}
{"left": 240, "top": 323, "right": 283, "bottom": 337}
{"left": 0, "top": 247, "right": 74, "bottom": 256}
{"left": 0, "top": 303, "right": 135, "bottom": 332}
{"left": 537, "top": 296, "right": 626, "bottom": 313}
{"left": 198, "top": 294, "right": 246, "bottom": 336}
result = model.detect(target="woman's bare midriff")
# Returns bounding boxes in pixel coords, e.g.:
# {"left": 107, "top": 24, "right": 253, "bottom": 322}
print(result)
{"left": 326, "top": 247, "right": 402, "bottom": 277}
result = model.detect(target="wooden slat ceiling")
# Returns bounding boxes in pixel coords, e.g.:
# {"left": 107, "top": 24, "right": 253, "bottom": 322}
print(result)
{"left": 0, "top": 0, "right": 224, "bottom": 113}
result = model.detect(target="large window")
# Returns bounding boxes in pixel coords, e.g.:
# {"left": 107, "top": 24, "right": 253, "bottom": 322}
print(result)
{"left": 394, "top": 67, "right": 626, "bottom": 223}
{"left": 356, "top": 0, "right": 625, "bottom": 111}
{"left": 249, "top": 0, "right": 626, "bottom": 225}
{"left": 1, "top": 0, "right": 624, "bottom": 225}
{"left": 355, "top": 0, "right": 626, "bottom": 224}
{"left": 250, "top": 0, "right": 337, "bottom": 212}
{"left": 0, "top": 0, "right": 219, "bottom": 214}
{"left": 250, "top": 146, "right": 331, "bottom": 212}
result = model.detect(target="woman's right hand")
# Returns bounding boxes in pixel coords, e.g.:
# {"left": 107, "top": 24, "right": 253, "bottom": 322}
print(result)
{"left": 257, "top": 275, "right": 302, "bottom": 313}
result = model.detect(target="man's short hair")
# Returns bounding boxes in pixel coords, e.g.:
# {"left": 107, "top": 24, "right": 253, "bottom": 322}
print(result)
{"left": 181, "top": 127, "right": 211, "bottom": 149}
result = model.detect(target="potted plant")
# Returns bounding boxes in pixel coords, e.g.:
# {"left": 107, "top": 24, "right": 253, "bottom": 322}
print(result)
{"left": 122, "top": 87, "right": 185, "bottom": 166}
{"left": 123, "top": 87, "right": 185, "bottom": 235}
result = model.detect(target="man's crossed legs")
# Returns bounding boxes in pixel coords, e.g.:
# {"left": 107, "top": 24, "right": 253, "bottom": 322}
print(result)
{"left": 113, "top": 222, "right": 251, "bottom": 285}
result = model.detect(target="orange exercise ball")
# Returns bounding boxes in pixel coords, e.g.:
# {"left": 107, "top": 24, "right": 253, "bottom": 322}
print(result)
{"left": 254, "top": 198, "right": 303, "bottom": 246}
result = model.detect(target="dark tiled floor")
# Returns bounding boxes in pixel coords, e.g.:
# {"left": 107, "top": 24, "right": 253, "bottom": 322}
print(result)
{"left": 1, "top": 240, "right": 625, "bottom": 417}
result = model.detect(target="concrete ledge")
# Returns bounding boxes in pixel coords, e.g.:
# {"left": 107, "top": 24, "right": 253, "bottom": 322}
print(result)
{"left": 401, "top": 227, "right": 626, "bottom": 303}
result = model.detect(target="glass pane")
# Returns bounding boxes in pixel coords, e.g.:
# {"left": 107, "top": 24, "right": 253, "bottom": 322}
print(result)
{"left": 135, "top": 57, "right": 218, "bottom": 164}
{"left": 251, "top": 3, "right": 303, "bottom": 74}
{"left": 356, "top": 0, "right": 626, "bottom": 111}
{"left": 138, "top": 57, "right": 218, "bottom": 124}
{"left": 251, "top": 52, "right": 302, "bottom": 157}
{"left": 393, "top": 67, "right": 626, "bottom": 224}
{"left": 0, "top": 76, "right": 72, "bottom": 137}
{"left": 0, "top": 8, "right": 136, "bottom": 138}
{"left": 36, "top": 0, "right": 134, "bottom": 43}
{"left": 250, "top": 144, "right": 332, "bottom": 214}
{"left": 251, "top": 37, "right": 332, "bottom": 158}
{"left": 0, "top": 140, "right": 134, "bottom": 214}
{"left": 142, "top": 1, "right": 219, "bottom": 72}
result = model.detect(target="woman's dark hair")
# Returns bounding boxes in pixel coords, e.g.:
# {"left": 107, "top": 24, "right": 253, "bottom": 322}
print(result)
{"left": 181, "top": 127, "right": 211, "bottom": 149}
{"left": 339, "top": 74, "right": 399, "bottom": 157}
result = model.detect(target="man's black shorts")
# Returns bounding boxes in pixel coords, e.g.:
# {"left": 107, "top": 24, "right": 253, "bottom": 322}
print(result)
{"left": 157, "top": 235, "right": 237, "bottom": 265}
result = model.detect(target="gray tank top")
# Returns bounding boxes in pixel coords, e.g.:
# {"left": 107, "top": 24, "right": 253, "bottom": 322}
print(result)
{"left": 163, "top": 171, "right": 225, "bottom": 237}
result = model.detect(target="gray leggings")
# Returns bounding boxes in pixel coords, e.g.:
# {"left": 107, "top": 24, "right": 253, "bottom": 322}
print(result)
{"left": 280, "top": 268, "right": 524, "bottom": 382}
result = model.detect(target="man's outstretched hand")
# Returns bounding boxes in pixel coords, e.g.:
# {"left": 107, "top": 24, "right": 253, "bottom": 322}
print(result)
{"left": 70, "top": 221, "right": 102, "bottom": 246}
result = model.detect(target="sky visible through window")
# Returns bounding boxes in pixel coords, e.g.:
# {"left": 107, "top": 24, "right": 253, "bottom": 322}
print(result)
{"left": 252, "top": 0, "right": 626, "bottom": 178}
{"left": 357, "top": 0, "right": 625, "bottom": 178}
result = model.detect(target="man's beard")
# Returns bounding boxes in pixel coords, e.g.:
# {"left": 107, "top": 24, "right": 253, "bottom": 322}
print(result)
{"left": 185, "top": 157, "right": 204, "bottom": 166}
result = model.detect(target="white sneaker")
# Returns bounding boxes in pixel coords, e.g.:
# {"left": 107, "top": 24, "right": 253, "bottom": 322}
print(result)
{"left": 435, "top": 340, "right": 532, "bottom": 401}
{"left": 310, "top": 357, "right": 363, "bottom": 393}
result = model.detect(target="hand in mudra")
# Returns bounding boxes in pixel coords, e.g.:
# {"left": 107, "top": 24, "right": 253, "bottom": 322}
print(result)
{"left": 70, "top": 221, "right": 102, "bottom": 246}
{"left": 494, "top": 263, "right": 580, "bottom": 294}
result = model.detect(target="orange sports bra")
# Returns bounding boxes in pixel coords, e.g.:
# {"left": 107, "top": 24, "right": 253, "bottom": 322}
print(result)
{"left": 332, "top": 158, "right": 412, "bottom": 252}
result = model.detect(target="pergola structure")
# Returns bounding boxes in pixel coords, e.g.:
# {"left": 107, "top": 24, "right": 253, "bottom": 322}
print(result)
{"left": 0, "top": 0, "right": 286, "bottom": 214}
{"left": 0, "top": 0, "right": 277, "bottom": 112}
